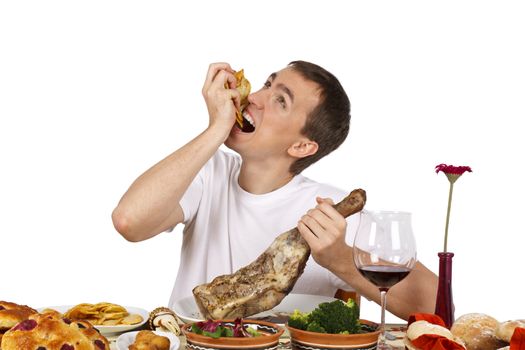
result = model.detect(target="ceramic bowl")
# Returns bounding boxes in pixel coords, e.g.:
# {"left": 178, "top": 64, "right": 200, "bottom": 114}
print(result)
{"left": 287, "top": 319, "right": 381, "bottom": 350}
{"left": 182, "top": 319, "right": 284, "bottom": 350}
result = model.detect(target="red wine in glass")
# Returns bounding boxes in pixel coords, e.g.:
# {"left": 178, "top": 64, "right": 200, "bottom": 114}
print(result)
{"left": 354, "top": 211, "right": 417, "bottom": 350}
{"left": 357, "top": 265, "right": 411, "bottom": 291}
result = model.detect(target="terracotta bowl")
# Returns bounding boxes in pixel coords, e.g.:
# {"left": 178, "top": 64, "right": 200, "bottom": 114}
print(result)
{"left": 287, "top": 319, "right": 381, "bottom": 350}
{"left": 182, "top": 319, "right": 284, "bottom": 350}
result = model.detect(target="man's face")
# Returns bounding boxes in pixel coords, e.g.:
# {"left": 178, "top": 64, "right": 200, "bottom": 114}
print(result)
{"left": 225, "top": 67, "right": 320, "bottom": 164}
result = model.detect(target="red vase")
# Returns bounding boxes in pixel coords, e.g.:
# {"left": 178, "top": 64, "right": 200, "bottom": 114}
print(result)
{"left": 435, "top": 252, "right": 455, "bottom": 328}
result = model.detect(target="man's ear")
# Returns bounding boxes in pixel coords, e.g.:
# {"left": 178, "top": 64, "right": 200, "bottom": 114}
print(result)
{"left": 287, "top": 139, "right": 319, "bottom": 159}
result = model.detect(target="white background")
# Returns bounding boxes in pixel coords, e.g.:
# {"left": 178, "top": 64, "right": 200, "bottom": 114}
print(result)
{"left": 1, "top": 1, "right": 524, "bottom": 324}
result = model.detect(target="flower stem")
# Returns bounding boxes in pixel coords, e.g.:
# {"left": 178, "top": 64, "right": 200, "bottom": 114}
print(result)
{"left": 444, "top": 182, "right": 454, "bottom": 252}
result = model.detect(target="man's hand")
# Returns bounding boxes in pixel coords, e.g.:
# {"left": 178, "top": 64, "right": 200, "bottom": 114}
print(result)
{"left": 297, "top": 197, "right": 350, "bottom": 271}
{"left": 202, "top": 62, "right": 240, "bottom": 140}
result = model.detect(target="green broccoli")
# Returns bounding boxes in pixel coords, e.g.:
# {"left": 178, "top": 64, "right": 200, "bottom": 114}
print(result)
{"left": 306, "top": 321, "right": 326, "bottom": 333}
{"left": 307, "top": 299, "right": 360, "bottom": 334}
{"left": 288, "top": 309, "right": 310, "bottom": 330}
{"left": 345, "top": 298, "right": 360, "bottom": 319}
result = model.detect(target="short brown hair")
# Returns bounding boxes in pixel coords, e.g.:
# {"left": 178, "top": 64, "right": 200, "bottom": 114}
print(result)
{"left": 288, "top": 61, "right": 351, "bottom": 175}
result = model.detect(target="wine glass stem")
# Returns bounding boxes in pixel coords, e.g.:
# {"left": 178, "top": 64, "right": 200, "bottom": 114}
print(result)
{"left": 379, "top": 289, "right": 388, "bottom": 348}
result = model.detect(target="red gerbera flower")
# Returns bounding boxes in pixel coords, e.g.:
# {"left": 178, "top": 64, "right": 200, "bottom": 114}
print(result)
{"left": 436, "top": 164, "right": 472, "bottom": 252}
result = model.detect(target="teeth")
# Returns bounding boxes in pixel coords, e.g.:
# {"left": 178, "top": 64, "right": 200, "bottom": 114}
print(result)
{"left": 242, "top": 110, "right": 255, "bottom": 126}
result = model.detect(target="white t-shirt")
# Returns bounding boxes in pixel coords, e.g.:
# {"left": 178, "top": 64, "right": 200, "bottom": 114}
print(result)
{"left": 168, "top": 150, "right": 360, "bottom": 308}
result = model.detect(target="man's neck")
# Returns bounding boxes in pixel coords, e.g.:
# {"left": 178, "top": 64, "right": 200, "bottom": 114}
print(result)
{"left": 238, "top": 159, "right": 296, "bottom": 195}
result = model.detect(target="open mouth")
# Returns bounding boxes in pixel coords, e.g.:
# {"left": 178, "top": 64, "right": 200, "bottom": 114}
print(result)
{"left": 239, "top": 110, "right": 255, "bottom": 133}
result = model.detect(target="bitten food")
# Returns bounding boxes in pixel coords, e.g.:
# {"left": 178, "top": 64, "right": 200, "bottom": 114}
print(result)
{"left": 128, "top": 330, "right": 170, "bottom": 350}
{"left": 148, "top": 307, "right": 181, "bottom": 336}
{"left": 1, "top": 311, "right": 109, "bottom": 350}
{"left": 229, "top": 69, "right": 251, "bottom": 131}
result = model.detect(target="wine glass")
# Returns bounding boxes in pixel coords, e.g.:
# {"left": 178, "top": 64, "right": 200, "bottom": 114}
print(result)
{"left": 353, "top": 210, "right": 417, "bottom": 349}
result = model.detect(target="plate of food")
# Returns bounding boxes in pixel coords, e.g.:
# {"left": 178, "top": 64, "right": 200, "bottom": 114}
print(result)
{"left": 181, "top": 319, "right": 284, "bottom": 350}
{"left": 38, "top": 302, "right": 149, "bottom": 335}
{"left": 117, "top": 330, "right": 180, "bottom": 350}
{"left": 172, "top": 293, "right": 338, "bottom": 324}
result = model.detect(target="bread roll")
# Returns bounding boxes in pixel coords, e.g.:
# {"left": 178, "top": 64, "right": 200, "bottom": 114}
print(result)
{"left": 495, "top": 320, "right": 525, "bottom": 343}
{"left": 451, "top": 313, "right": 508, "bottom": 350}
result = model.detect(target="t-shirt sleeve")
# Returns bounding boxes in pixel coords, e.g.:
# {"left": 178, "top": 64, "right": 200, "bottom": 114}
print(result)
{"left": 179, "top": 166, "right": 206, "bottom": 225}
{"left": 163, "top": 170, "right": 205, "bottom": 233}
{"left": 178, "top": 150, "right": 234, "bottom": 225}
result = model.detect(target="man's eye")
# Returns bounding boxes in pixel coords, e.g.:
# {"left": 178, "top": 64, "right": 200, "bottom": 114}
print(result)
{"left": 276, "top": 95, "right": 286, "bottom": 108}
{"left": 263, "top": 80, "right": 271, "bottom": 89}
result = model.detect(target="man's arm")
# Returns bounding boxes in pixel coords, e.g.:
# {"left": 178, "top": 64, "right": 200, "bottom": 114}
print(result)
{"left": 298, "top": 197, "right": 438, "bottom": 320}
{"left": 112, "top": 63, "right": 240, "bottom": 242}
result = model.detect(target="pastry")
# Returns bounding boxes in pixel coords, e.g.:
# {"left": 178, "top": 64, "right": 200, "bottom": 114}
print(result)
{"left": 0, "top": 301, "right": 38, "bottom": 346}
{"left": 451, "top": 313, "right": 508, "bottom": 350}
{"left": 128, "top": 330, "right": 169, "bottom": 350}
{"left": 0, "top": 301, "right": 38, "bottom": 331}
{"left": 495, "top": 319, "right": 525, "bottom": 342}
{"left": 1, "top": 311, "right": 109, "bottom": 350}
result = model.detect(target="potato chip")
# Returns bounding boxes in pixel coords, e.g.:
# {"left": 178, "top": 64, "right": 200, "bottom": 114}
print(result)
{"left": 63, "top": 302, "right": 143, "bottom": 326}
{"left": 101, "top": 319, "right": 120, "bottom": 325}
{"left": 223, "top": 69, "right": 251, "bottom": 128}
{"left": 120, "top": 313, "right": 144, "bottom": 325}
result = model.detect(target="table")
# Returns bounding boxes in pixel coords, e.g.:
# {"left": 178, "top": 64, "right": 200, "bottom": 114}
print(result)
{"left": 108, "top": 324, "right": 407, "bottom": 349}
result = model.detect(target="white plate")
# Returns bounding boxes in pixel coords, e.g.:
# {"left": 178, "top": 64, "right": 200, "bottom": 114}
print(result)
{"left": 38, "top": 305, "right": 149, "bottom": 335}
{"left": 116, "top": 330, "right": 180, "bottom": 350}
{"left": 172, "top": 293, "right": 338, "bottom": 324}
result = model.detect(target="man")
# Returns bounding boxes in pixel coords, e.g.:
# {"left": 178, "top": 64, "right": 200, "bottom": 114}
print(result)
{"left": 112, "top": 61, "right": 437, "bottom": 320}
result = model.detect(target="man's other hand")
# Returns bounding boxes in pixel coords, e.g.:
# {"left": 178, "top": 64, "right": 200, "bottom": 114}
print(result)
{"left": 297, "top": 197, "right": 350, "bottom": 271}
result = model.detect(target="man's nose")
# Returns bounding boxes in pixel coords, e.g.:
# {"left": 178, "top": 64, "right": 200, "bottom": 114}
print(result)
{"left": 247, "top": 89, "right": 265, "bottom": 109}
